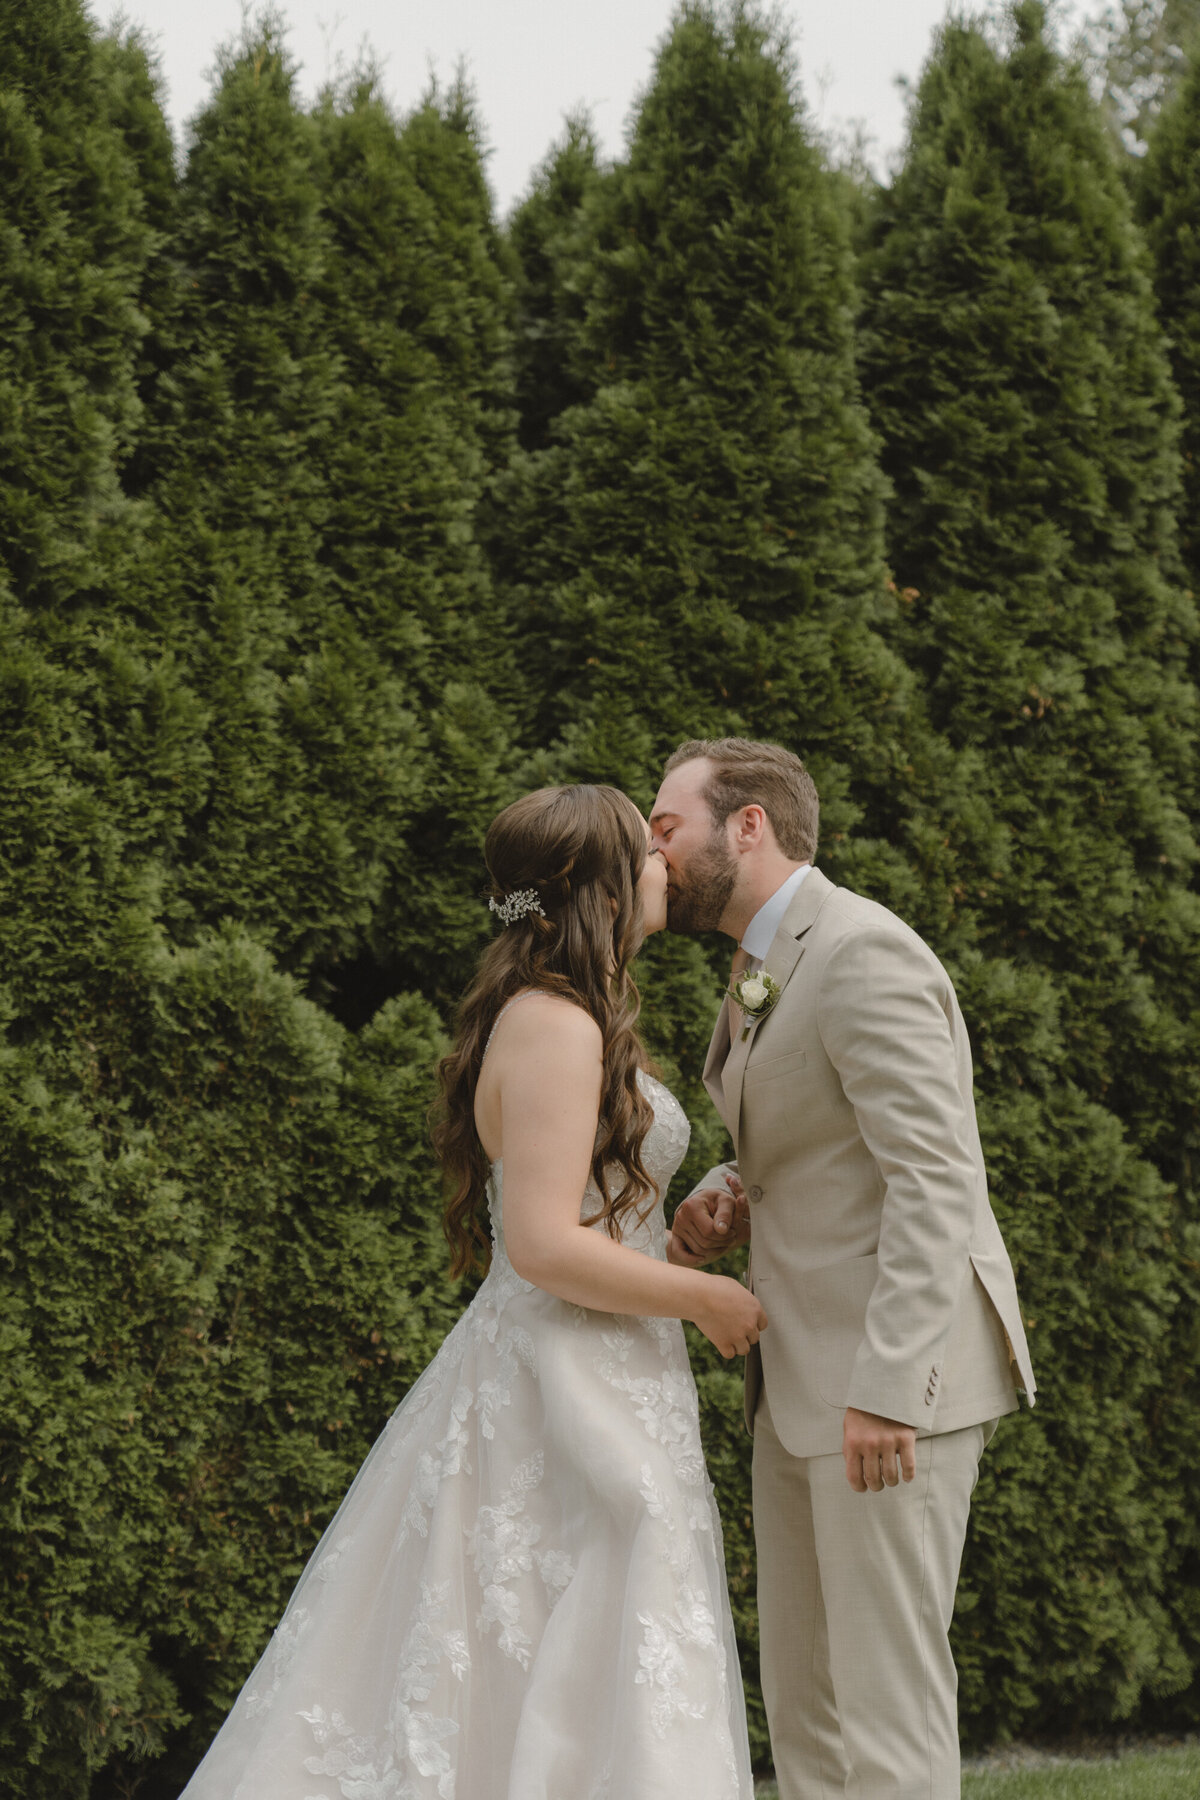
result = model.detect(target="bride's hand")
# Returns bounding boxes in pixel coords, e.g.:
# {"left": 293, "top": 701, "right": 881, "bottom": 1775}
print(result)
{"left": 691, "top": 1276, "right": 768, "bottom": 1359}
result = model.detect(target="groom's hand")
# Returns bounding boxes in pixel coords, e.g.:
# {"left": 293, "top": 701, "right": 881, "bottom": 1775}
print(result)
{"left": 842, "top": 1408, "right": 917, "bottom": 1493}
{"left": 668, "top": 1181, "right": 751, "bottom": 1266}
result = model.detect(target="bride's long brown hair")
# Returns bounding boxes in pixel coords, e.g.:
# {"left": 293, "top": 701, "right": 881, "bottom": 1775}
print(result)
{"left": 433, "top": 785, "right": 657, "bottom": 1279}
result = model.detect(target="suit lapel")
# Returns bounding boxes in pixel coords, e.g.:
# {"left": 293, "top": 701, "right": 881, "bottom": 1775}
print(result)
{"left": 722, "top": 868, "right": 836, "bottom": 1153}
{"left": 702, "top": 1000, "right": 734, "bottom": 1127}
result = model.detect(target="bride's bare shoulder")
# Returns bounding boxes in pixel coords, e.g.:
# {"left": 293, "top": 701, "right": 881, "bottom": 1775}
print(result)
{"left": 487, "top": 993, "right": 602, "bottom": 1074}
{"left": 500, "top": 991, "right": 600, "bottom": 1044}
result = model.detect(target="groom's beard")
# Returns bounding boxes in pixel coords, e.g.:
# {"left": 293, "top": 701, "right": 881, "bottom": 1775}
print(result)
{"left": 666, "top": 834, "right": 738, "bottom": 933}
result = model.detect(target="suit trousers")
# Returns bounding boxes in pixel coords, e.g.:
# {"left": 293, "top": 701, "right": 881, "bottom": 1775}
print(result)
{"left": 752, "top": 1389, "right": 994, "bottom": 1800}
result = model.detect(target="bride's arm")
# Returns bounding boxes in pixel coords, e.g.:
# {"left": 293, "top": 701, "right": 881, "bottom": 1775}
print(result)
{"left": 494, "top": 997, "right": 765, "bottom": 1359}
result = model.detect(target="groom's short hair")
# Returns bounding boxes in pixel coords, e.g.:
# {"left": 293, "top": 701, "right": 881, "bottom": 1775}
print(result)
{"left": 664, "top": 738, "right": 819, "bottom": 862}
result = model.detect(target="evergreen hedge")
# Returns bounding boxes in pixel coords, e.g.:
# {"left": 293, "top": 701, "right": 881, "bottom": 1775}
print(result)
{"left": 1134, "top": 39, "right": 1200, "bottom": 1712}
{"left": 2, "top": 2, "right": 1199, "bottom": 1794}
{"left": 859, "top": 0, "right": 1200, "bottom": 1736}
{"left": 1138, "top": 42, "right": 1200, "bottom": 599}
{"left": 2, "top": 13, "right": 513, "bottom": 1796}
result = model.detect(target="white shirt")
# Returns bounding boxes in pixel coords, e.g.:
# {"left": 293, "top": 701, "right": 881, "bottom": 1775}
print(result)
{"left": 740, "top": 864, "right": 811, "bottom": 969}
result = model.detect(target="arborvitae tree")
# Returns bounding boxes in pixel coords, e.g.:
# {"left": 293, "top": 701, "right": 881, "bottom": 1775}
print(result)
{"left": 131, "top": 20, "right": 403, "bottom": 981}
{"left": 311, "top": 72, "right": 512, "bottom": 692}
{"left": 507, "top": 115, "right": 605, "bottom": 451}
{"left": 129, "top": 38, "right": 519, "bottom": 1011}
{"left": 860, "top": 0, "right": 1200, "bottom": 1736}
{"left": 1135, "top": 43, "right": 1200, "bottom": 1724}
{"left": 497, "top": 2, "right": 948, "bottom": 841}
{"left": 309, "top": 74, "right": 519, "bottom": 1012}
{"left": 499, "top": 0, "right": 1002, "bottom": 1010}
{"left": 94, "top": 24, "right": 178, "bottom": 239}
{"left": 85, "top": 36, "right": 515, "bottom": 1800}
{"left": 398, "top": 81, "right": 516, "bottom": 485}
{"left": 0, "top": 5, "right": 180, "bottom": 1790}
{"left": 1, "top": 14, "right": 515, "bottom": 1797}
{"left": 0, "top": 0, "right": 152, "bottom": 612}
{"left": 1138, "top": 46, "right": 1200, "bottom": 592}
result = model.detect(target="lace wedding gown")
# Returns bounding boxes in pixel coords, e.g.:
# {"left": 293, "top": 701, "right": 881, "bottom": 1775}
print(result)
{"left": 181, "top": 1063, "right": 754, "bottom": 1800}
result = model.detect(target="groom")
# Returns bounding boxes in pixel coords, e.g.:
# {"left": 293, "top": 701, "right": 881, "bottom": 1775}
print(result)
{"left": 652, "top": 738, "right": 1035, "bottom": 1800}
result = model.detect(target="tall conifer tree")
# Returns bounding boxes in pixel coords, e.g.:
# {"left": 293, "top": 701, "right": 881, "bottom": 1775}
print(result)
{"left": 130, "top": 39, "right": 519, "bottom": 1010}
{"left": 1138, "top": 46, "right": 1200, "bottom": 592}
{"left": 497, "top": 2, "right": 939, "bottom": 851}
{"left": 0, "top": 5, "right": 188, "bottom": 1790}
{"left": 133, "top": 20, "right": 406, "bottom": 980}
{"left": 1134, "top": 43, "right": 1200, "bottom": 1718}
{"left": 0, "top": 17, "right": 511, "bottom": 1796}
{"left": 507, "top": 117, "right": 604, "bottom": 452}
{"left": 0, "top": 0, "right": 151, "bottom": 610}
{"left": 310, "top": 75, "right": 518, "bottom": 1007}
{"left": 860, "top": 0, "right": 1200, "bottom": 1732}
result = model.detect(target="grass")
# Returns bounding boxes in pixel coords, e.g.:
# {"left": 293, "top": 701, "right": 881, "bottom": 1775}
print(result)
{"left": 961, "top": 1746, "right": 1200, "bottom": 1800}
{"left": 752, "top": 1741, "right": 1200, "bottom": 1799}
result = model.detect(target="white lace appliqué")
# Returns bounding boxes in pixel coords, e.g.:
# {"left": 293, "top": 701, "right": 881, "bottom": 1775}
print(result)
{"left": 298, "top": 1584, "right": 468, "bottom": 1800}
{"left": 468, "top": 1453, "right": 545, "bottom": 1668}
{"left": 635, "top": 1586, "right": 724, "bottom": 1737}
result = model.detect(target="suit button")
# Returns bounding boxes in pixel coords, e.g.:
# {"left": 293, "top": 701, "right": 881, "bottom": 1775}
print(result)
{"left": 748, "top": 1185, "right": 764, "bottom": 1204}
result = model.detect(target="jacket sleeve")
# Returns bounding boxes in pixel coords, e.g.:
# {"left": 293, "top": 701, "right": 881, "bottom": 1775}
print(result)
{"left": 684, "top": 1162, "right": 739, "bottom": 1202}
{"left": 816, "top": 924, "right": 977, "bottom": 1425}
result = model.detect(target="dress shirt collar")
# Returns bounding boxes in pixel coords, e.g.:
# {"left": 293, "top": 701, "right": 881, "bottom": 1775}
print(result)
{"left": 740, "top": 864, "right": 811, "bottom": 964}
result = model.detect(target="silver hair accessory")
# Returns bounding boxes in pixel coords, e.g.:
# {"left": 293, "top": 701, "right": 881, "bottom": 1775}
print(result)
{"left": 488, "top": 888, "right": 546, "bottom": 927}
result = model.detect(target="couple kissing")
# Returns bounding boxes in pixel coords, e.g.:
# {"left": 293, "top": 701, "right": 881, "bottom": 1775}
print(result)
{"left": 181, "top": 736, "right": 1035, "bottom": 1800}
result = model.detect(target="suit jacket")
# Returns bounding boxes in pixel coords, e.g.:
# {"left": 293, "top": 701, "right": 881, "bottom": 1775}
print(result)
{"left": 695, "top": 868, "right": 1036, "bottom": 1459}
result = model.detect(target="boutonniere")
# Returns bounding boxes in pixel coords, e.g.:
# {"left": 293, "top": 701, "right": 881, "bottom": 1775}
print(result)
{"left": 728, "top": 968, "right": 781, "bottom": 1041}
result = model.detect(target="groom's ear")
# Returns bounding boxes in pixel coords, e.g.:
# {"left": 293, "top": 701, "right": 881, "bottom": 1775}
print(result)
{"left": 731, "top": 804, "right": 768, "bottom": 849}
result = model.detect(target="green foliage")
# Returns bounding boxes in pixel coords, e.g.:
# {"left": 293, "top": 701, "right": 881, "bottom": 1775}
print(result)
{"left": 507, "top": 115, "right": 605, "bottom": 451}
{"left": 0, "top": 0, "right": 153, "bottom": 610}
{"left": 1138, "top": 46, "right": 1200, "bottom": 591}
{"left": 0, "top": 9, "right": 515, "bottom": 1797}
{"left": 1137, "top": 112, "right": 1200, "bottom": 1684}
{"left": 495, "top": 3, "right": 922, "bottom": 831}
{"left": 308, "top": 74, "right": 519, "bottom": 1001}
{"left": 118, "top": 21, "right": 413, "bottom": 991}
{"left": 0, "top": 928, "right": 459, "bottom": 1796}
{"left": 125, "top": 27, "right": 518, "bottom": 1008}
{"left": 860, "top": 0, "right": 1200, "bottom": 1737}
{"left": 1133, "top": 60, "right": 1200, "bottom": 1725}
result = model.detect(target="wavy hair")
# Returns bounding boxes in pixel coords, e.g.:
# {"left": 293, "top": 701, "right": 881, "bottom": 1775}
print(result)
{"left": 664, "top": 736, "right": 819, "bottom": 861}
{"left": 432, "top": 785, "right": 657, "bottom": 1279}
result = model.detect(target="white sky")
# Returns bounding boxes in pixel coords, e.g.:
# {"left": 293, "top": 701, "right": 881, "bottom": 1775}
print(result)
{"left": 98, "top": 0, "right": 1091, "bottom": 217}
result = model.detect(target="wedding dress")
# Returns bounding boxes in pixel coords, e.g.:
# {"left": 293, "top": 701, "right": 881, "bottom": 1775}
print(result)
{"left": 181, "top": 1029, "right": 754, "bottom": 1799}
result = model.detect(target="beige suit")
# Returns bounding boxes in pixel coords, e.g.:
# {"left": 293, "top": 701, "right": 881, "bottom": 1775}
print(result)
{"left": 694, "top": 869, "right": 1035, "bottom": 1798}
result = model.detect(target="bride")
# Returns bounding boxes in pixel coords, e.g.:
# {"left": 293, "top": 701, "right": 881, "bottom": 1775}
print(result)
{"left": 180, "top": 783, "right": 765, "bottom": 1799}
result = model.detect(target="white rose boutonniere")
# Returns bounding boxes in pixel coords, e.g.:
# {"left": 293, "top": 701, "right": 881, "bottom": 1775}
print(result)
{"left": 728, "top": 968, "right": 781, "bottom": 1041}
